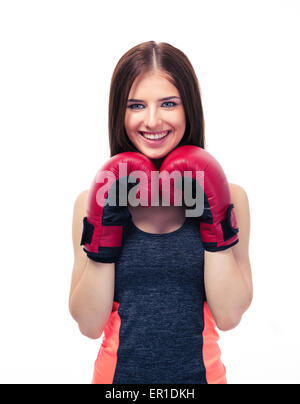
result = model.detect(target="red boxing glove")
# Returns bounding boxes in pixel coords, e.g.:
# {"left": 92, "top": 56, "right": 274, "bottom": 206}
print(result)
{"left": 160, "top": 145, "right": 239, "bottom": 251}
{"left": 81, "top": 152, "right": 157, "bottom": 262}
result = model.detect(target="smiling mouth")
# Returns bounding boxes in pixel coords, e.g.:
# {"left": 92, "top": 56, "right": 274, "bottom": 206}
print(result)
{"left": 139, "top": 130, "right": 170, "bottom": 140}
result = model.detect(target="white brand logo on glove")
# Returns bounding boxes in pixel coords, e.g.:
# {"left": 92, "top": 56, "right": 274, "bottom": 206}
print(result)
{"left": 95, "top": 163, "right": 204, "bottom": 218}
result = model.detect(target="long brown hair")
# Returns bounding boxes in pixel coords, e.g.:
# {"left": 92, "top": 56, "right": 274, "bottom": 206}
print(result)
{"left": 108, "top": 41, "right": 205, "bottom": 156}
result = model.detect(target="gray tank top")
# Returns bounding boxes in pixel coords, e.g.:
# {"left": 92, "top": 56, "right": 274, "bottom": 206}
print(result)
{"left": 112, "top": 215, "right": 210, "bottom": 383}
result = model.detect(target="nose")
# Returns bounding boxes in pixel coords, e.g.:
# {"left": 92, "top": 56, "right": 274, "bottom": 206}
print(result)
{"left": 144, "top": 105, "right": 163, "bottom": 129}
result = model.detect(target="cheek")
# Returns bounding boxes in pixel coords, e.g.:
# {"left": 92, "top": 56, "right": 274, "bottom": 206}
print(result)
{"left": 173, "top": 114, "right": 186, "bottom": 135}
{"left": 124, "top": 116, "right": 140, "bottom": 146}
{"left": 124, "top": 113, "right": 140, "bottom": 135}
{"left": 171, "top": 109, "right": 186, "bottom": 128}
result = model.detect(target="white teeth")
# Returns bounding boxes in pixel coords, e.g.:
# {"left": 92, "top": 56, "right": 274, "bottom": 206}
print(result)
{"left": 141, "top": 131, "right": 169, "bottom": 140}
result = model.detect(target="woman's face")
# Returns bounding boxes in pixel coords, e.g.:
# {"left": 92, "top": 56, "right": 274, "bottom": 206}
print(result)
{"left": 124, "top": 71, "right": 186, "bottom": 161}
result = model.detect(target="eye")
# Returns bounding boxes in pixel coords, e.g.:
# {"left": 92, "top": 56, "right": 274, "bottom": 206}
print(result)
{"left": 162, "top": 101, "right": 177, "bottom": 108}
{"left": 128, "top": 104, "right": 144, "bottom": 110}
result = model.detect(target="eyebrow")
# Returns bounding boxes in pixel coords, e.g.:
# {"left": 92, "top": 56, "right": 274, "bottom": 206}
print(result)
{"left": 127, "top": 96, "right": 181, "bottom": 102}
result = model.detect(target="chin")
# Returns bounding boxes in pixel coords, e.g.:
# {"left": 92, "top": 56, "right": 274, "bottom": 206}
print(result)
{"left": 139, "top": 148, "right": 168, "bottom": 161}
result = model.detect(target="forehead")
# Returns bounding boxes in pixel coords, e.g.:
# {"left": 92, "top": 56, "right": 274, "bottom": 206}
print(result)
{"left": 128, "top": 71, "right": 179, "bottom": 98}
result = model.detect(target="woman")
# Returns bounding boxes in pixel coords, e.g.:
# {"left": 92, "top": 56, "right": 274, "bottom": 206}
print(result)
{"left": 69, "top": 41, "right": 252, "bottom": 384}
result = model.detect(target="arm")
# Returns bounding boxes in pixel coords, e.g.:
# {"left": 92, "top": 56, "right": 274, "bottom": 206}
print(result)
{"left": 204, "top": 184, "right": 252, "bottom": 331}
{"left": 69, "top": 190, "right": 115, "bottom": 339}
{"left": 70, "top": 152, "right": 156, "bottom": 338}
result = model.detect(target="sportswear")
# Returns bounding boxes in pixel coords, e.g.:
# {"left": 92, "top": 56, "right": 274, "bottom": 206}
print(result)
{"left": 92, "top": 215, "right": 227, "bottom": 384}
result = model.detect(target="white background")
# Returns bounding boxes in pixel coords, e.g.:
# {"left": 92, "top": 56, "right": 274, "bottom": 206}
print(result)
{"left": 0, "top": 0, "right": 299, "bottom": 384}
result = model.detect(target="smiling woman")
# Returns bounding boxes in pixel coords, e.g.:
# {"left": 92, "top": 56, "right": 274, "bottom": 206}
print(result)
{"left": 70, "top": 40, "right": 252, "bottom": 385}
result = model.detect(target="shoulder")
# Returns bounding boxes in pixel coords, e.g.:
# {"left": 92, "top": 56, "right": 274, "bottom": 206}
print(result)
{"left": 229, "top": 183, "right": 249, "bottom": 206}
{"left": 72, "top": 190, "right": 89, "bottom": 249}
{"left": 228, "top": 183, "right": 250, "bottom": 258}
{"left": 229, "top": 183, "right": 250, "bottom": 222}
{"left": 70, "top": 190, "right": 90, "bottom": 301}
{"left": 228, "top": 183, "right": 250, "bottom": 227}
{"left": 74, "top": 189, "right": 89, "bottom": 212}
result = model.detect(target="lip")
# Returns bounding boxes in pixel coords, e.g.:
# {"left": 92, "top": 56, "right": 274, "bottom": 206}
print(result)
{"left": 139, "top": 130, "right": 171, "bottom": 146}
